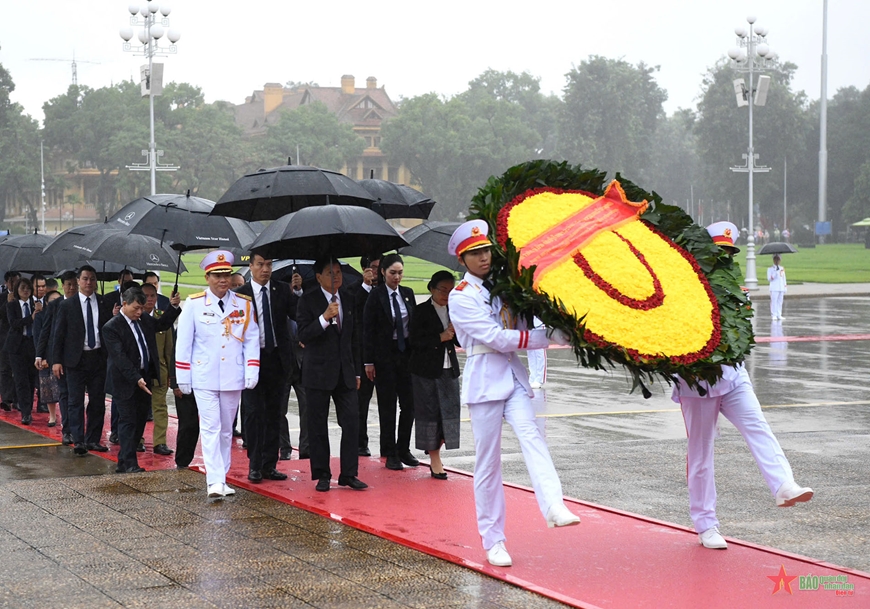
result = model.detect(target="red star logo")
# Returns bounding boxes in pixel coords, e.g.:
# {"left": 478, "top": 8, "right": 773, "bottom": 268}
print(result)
{"left": 767, "top": 565, "right": 798, "bottom": 595}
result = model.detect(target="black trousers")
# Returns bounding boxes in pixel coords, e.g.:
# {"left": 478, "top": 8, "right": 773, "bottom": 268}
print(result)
{"left": 65, "top": 350, "right": 107, "bottom": 445}
{"left": 0, "top": 331, "right": 17, "bottom": 406}
{"left": 306, "top": 382, "right": 359, "bottom": 481}
{"left": 9, "top": 342, "right": 37, "bottom": 418}
{"left": 243, "top": 352, "right": 284, "bottom": 472}
{"left": 174, "top": 391, "right": 199, "bottom": 468}
{"left": 374, "top": 343, "right": 414, "bottom": 458}
{"left": 116, "top": 381, "right": 151, "bottom": 471}
{"left": 357, "top": 374, "right": 375, "bottom": 450}
{"left": 279, "top": 379, "right": 309, "bottom": 454}
{"left": 58, "top": 374, "right": 69, "bottom": 433}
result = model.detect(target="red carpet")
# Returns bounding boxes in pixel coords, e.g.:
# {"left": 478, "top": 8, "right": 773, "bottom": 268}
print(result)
{"left": 2, "top": 407, "right": 867, "bottom": 608}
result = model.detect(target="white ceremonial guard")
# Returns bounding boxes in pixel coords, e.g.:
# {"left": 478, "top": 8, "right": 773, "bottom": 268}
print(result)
{"left": 767, "top": 254, "right": 787, "bottom": 320}
{"left": 673, "top": 222, "right": 812, "bottom": 550}
{"left": 175, "top": 250, "right": 260, "bottom": 498}
{"left": 447, "top": 220, "right": 579, "bottom": 568}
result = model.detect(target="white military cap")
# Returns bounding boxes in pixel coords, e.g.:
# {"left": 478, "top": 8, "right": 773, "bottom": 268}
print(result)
{"left": 706, "top": 221, "right": 740, "bottom": 253}
{"left": 200, "top": 250, "right": 235, "bottom": 274}
{"left": 448, "top": 220, "right": 491, "bottom": 257}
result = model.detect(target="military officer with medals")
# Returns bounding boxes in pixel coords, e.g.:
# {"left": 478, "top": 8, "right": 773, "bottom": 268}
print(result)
{"left": 175, "top": 251, "right": 260, "bottom": 498}
{"left": 447, "top": 220, "right": 580, "bottom": 568}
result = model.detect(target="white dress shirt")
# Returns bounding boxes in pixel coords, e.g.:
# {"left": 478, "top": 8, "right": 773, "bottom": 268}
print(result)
{"left": 386, "top": 285, "right": 409, "bottom": 339}
{"left": 78, "top": 292, "right": 101, "bottom": 350}
{"left": 251, "top": 279, "right": 277, "bottom": 349}
{"left": 121, "top": 311, "right": 148, "bottom": 369}
{"left": 318, "top": 286, "right": 342, "bottom": 329}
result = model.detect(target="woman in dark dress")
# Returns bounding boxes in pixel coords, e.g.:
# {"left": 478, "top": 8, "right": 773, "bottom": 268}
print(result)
{"left": 33, "top": 290, "right": 62, "bottom": 426}
{"left": 408, "top": 271, "right": 460, "bottom": 479}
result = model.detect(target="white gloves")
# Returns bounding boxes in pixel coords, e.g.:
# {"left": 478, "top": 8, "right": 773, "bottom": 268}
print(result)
{"left": 548, "top": 329, "right": 572, "bottom": 346}
{"left": 244, "top": 377, "right": 258, "bottom": 390}
{"left": 178, "top": 383, "right": 192, "bottom": 395}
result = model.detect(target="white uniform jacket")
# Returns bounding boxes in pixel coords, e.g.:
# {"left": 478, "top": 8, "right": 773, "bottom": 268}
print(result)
{"left": 175, "top": 288, "right": 260, "bottom": 391}
{"left": 449, "top": 273, "right": 549, "bottom": 405}
{"left": 767, "top": 265, "right": 787, "bottom": 292}
{"left": 671, "top": 363, "right": 751, "bottom": 403}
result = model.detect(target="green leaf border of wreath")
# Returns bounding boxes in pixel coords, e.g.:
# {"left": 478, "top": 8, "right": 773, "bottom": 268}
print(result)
{"left": 467, "top": 159, "right": 755, "bottom": 397}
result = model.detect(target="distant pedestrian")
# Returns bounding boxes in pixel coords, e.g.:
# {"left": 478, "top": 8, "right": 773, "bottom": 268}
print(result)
{"left": 767, "top": 254, "right": 787, "bottom": 321}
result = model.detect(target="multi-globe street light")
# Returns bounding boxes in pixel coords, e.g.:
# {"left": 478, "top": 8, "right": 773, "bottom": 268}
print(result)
{"left": 727, "top": 15, "right": 776, "bottom": 290}
{"left": 119, "top": 1, "right": 181, "bottom": 196}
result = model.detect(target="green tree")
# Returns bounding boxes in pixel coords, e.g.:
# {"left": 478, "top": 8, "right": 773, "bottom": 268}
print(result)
{"left": 256, "top": 102, "right": 365, "bottom": 171}
{"left": 647, "top": 108, "right": 700, "bottom": 211}
{"left": 694, "top": 59, "right": 810, "bottom": 231}
{"left": 0, "top": 59, "right": 41, "bottom": 227}
{"left": 559, "top": 56, "right": 667, "bottom": 181}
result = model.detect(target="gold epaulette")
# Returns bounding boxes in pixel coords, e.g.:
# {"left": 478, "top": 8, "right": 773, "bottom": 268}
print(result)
{"left": 190, "top": 291, "right": 205, "bottom": 299}
{"left": 235, "top": 293, "right": 252, "bottom": 301}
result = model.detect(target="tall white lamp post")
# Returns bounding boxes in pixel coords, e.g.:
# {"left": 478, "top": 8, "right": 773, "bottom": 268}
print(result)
{"left": 119, "top": 1, "right": 181, "bottom": 195}
{"left": 727, "top": 15, "right": 775, "bottom": 290}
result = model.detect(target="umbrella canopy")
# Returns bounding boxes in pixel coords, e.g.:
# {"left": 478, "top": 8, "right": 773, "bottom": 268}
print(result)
{"left": 241, "top": 258, "right": 363, "bottom": 290}
{"left": 758, "top": 242, "right": 799, "bottom": 255}
{"left": 213, "top": 165, "right": 377, "bottom": 222}
{"left": 851, "top": 217, "right": 870, "bottom": 227}
{"left": 357, "top": 179, "right": 435, "bottom": 220}
{"left": 108, "top": 192, "right": 259, "bottom": 251}
{"left": 67, "top": 230, "right": 186, "bottom": 273}
{"left": 57, "top": 261, "right": 146, "bottom": 282}
{"left": 247, "top": 205, "right": 408, "bottom": 261}
{"left": 42, "top": 221, "right": 115, "bottom": 271}
{"left": 398, "top": 221, "right": 464, "bottom": 272}
{"left": 0, "top": 231, "right": 58, "bottom": 274}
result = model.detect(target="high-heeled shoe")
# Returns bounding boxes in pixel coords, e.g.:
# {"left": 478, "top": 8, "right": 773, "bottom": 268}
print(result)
{"left": 429, "top": 465, "right": 447, "bottom": 480}
{"left": 47, "top": 420, "right": 57, "bottom": 427}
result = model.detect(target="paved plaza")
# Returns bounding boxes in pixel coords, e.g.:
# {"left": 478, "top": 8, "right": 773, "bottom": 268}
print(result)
{"left": 0, "top": 292, "right": 868, "bottom": 607}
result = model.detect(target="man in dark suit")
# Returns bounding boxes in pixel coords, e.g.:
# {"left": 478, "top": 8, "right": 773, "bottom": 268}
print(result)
{"left": 35, "top": 271, "right": 77, "bottom": 444}
{"left": 4, "top": 277, "right": 38, "bottom": 424}
{"left": 51, "top": 265, "right": 111, "bottom": 455}
{"left": 296, "top": 257, "right": 366, "bottom": 492}
{"left": 103, "top": 286, "right": 179, "bottom": 472}
{"left": 0, "top": 271, "right": 21, "bottom": 410}
{"left": 363, "top": 253, "right": 417, "bottom": 471}
{"left": 354, "top": 254, "right": 381, "bottom": 456}
{"left": 143, "top": 272, "right": 171, "bottom": 312}
{"left": 236, "top": 252, "right": 298, "bottom": 483}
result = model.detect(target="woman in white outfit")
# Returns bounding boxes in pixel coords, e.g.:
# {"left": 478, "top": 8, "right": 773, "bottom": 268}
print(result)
{"left": 767, "top": 255, "right": 787, "bottom": 320}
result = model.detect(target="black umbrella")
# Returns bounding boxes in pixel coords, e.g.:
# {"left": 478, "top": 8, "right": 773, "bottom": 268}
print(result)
{"left": 358, "top": 178, "right": 436, "bottom": 220}
{"left": 67, "top": 230, "right": 186, "bottom": 274}
{"left": 247, "top": 205, "right": 407, "bottom": 261}
{"left": 42, "top": 220, "right": 114, "bottom": 270}
{"left": 241, "top": 258, "right": 363, "bottom": 290}
{"left": 0, "top": 231, "right": 58, "bottom": 274}
{"left": 213, "top": 165, "right": 377, "bottom": 222}
{"left": 57, "top": 261, "right": 146, "bottom": 282}
{"left": 758, "top": 242, "right": 799, "bottom": 255}
{"left": 108, "top": 192, "right": 258, "bottom": 292}
{"left": 398, "top": 221, "right": 464, "bottom": 272}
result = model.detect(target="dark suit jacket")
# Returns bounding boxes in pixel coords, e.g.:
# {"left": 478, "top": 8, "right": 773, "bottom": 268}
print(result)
{"left": 408, "top": 299, "right": 460, "bottom": 379}
{"left": 296, "top": 287, "right": 359, "bottom": 392}
{"left": 363, "top": 284, "right": 416, "bottom": 365}
{"left": 51, "top": 293, "right": 110, "bottom": 368}
{"left": 4, "top": 298, "right": 36, "bottom": 353}
{"left": 36, "top": 295, "right": 66, "bottom": 361}
{"left": 235, "top": 279, "right": 297, "bottom": 374}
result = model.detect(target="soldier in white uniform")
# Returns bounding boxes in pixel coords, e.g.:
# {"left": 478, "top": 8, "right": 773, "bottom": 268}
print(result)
{"left": 674, "top": 222, "right": 813, "bottom": 550}
{"left": 447, "top": 220, "right": 580, "bottom": 568}
{"left": 175, "top": 251, "right": 260, "bottom": 498}
{"left": 767, "top": 254, "right": 787, "bottom": 320}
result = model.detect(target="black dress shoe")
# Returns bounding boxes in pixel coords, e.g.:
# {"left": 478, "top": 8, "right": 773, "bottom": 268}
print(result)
{"left": 261, "top": 468, "right": 287, "bottom": 481}
{"left": 315, "top": 477, "right": 331, "bottom": 492}
{"left": 109, "top": 432, "right": 119, "bottom": 444}
{"left": 146, "top": 411, "right": 153, "bottom": 422}
{"left": 385, "top": 456, "right": 404, "bottom": 470}
{"left": 400, "top": 451, "right": 419, "bottom": 467}
{"left": 127, "top": 466, "right": 146, "bottom": 473}
{"left": 0, "top": 402, "right": 9, "bottom": 411}
{"left": 358, "top": 447, "right": 371, "bottom": 457}
{"left": 36, "top": 403, "right": 49, "bottom": 413}
{"left": 298, "top": 451, "right": 309, "bottom": 459}
{"left": 338, "top": 475, "right": 368, "bottom": 490}
{"left": 137, "top": 443, "right": 145, "bottom": 453}
{"left": 21, "top": 415, "right": 32, "bottom": 425}
{"left": 153, "top": 444, "right": 173, "bottom": 456}
{"left": 429, "top": 465, "right": 448, "bottom": 480}
{"left": 87, "top": 443, "right": 109, "bottom": 452}
{"left": 73, "top": 443, "right": 88, "bottom": 455}
{"left": 62, "top": 433, "right": 73, "bottom": 446}
{"left": 279, "top": 448, "right": 292, "bottom": 461}
{"left": 248, "top": 469, "right": 263, "bottom": 482}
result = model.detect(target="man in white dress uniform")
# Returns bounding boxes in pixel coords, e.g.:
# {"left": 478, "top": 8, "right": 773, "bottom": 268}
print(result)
{"left": 767, "top": 254, "right": 787, "bottom": 320}
{"left": 447, "top": 220, "right": 579, "bottom": 568}
{"left": 673, "top": 222, "right": 813, "bottom": 550}
{"left": 175, "top": 250, "right": 260, "bottom": 498}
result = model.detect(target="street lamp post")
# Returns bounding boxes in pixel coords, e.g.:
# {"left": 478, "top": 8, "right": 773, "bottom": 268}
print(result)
{"left": 727, "top": 15, "right": 776, "bottom": 290}
{"left": 119, "top": 1, "right": 181, "bottom": 196}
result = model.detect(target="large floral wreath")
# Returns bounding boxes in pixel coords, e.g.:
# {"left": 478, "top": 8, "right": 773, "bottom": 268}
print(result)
{"left": 468, "top": 160, "right": 754, "bottom": 396}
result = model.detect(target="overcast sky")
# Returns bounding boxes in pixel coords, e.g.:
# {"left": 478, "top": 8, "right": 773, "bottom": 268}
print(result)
{"left": 2, "top": 1, "right": 868, "bottom": 124}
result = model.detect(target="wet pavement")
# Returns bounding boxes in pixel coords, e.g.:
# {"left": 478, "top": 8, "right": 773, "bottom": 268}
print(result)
{"left": 1, "top": 294, "right": 868, "bottom": 607}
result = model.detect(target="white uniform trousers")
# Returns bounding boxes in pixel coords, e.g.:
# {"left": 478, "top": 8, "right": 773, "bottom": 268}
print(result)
{"left": 527, "top": 349, "right": 547, "bottom": 385}
{"left": 468, "top": 377, "right": 564, "bottom": 550}
{"left": 195, "top": 389, "right": 242, "bottom": 487}
{"left": 680, "top": 382, "right": 793, "bottom": 533}
{"left": 769, "top": 291, "right": 784, "bottom": 319}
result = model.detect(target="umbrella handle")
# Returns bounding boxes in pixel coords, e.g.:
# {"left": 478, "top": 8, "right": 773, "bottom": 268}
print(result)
{"left": 173, "top": 253, "right": 182, "bottom": 296}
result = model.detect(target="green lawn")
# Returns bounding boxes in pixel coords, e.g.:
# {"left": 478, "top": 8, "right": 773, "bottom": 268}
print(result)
{"left": 734, "top": 243, "right": 870, "bottom": 284}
